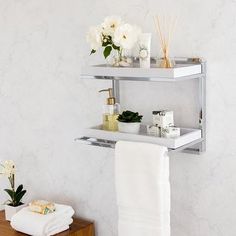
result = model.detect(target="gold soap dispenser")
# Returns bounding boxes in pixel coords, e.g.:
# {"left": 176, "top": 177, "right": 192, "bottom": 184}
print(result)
{"left": 99, "top": 88, "right": 120, "bottom": 131}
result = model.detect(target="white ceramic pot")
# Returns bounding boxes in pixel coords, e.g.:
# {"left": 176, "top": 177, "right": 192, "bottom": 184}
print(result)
{"left": 5, "top": 204, "right": 25, "bottom": 221}
{"left": 118, "top": 122, "right": 141, "bottom": 134}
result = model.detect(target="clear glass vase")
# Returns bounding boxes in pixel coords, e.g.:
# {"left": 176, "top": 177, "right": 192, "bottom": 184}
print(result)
{"left": 107, "top": 49, "right": 132, "bottom": 67}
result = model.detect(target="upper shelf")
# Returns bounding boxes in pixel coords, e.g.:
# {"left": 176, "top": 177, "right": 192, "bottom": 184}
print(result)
{"left": 81, "top": 57, "right": 204, "bottom": 82}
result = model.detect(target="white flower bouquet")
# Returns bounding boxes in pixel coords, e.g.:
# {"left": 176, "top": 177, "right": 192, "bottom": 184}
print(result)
{"left": 87, "top": 16, "right": 141, "bottom": 66}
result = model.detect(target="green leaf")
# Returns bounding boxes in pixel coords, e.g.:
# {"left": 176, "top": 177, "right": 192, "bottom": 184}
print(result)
{"left": 15, "top": 190, "right": 26, "bottom": 205}
{"left": 90, "top": 49, "right": 96, "bottom": 55}
{"left": 112, "top": 44, "right": 120, "bottom": 50}
{"left": 4, "top": 189, "right": 14, "bottom": 201}
{"left": 16, "top": 184, "right": 23, "bottom": 195}
{"left": 103, "top": 46, "right": 112, "bottom": 59}
{"left": 102, "top": 35, "right": 112, "bottom": 47}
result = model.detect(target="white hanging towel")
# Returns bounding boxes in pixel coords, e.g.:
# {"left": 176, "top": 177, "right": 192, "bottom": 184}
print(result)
{"left": 115, "top": 141, "right": 170, "bottom": 236}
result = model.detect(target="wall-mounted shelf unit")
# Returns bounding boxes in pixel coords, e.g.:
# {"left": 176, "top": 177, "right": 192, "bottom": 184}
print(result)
{"left": 77, "top": 57, "right": 206, "bottom": 154}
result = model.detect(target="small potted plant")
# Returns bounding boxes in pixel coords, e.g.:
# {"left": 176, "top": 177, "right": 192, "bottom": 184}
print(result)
{"left": 0, "top": 160, "right": 27, "bottom": 221}
{"left": 117, "top": 110, "right": 143, "bottom": 134}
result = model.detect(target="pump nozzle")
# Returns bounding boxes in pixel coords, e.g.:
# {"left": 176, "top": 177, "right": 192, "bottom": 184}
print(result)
{"left": 99, "top": 88, "right": 115, "bottom": 105}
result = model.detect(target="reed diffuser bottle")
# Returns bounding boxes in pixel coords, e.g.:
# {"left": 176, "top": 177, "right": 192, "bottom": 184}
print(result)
{"left": 154, "top": 15, "right": 177, "bottom": 68}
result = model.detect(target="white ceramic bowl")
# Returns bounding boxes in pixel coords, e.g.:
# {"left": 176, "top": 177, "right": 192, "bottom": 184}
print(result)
{"left": 118, "top": 122, "right": 141, "bottom": 134}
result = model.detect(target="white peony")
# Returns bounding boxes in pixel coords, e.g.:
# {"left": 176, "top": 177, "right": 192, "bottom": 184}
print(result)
{"left": 86, "top": 26, "right": 102, "bottom": 50}
{"left": 114, "top": 24, "right": 140, "bottom": 50}
{"left": 102, "top": 15, "right": 122, "bottom": 35}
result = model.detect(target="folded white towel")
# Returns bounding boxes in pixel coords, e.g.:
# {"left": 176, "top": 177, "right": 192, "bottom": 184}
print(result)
{"left": 115, "top": 141, "right": 170, "bottom": 236}
{"left": 11, "top": 204, "right": 75, "bottom": 236}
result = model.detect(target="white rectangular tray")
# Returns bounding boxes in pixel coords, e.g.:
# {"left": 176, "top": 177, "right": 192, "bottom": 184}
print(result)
{"left": 84, "top": 125, "right": 202, "bottom": 149}
{"left": 81, "top": 63, "right": 202, "bottom": 80}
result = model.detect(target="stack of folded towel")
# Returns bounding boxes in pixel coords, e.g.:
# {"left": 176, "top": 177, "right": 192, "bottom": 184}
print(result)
{"left": 11, "top": 200, "right": 75, "bottom": 236}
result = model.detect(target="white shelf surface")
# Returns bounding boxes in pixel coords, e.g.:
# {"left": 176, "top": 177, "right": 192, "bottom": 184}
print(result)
{"left": 82, "top": 125, "right": 202, "bottom": 149}
{"left": 81, "top": 63, "right": 202, "bottom": 81}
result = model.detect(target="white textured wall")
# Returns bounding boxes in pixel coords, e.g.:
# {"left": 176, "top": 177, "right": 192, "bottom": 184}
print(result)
{"left": 0, "top": 0, "right": 236, "bottom": 235}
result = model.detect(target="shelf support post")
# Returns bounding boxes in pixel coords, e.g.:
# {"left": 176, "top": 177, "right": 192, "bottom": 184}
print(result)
{"left": 199, "top": 61, "right": 206, "bottom": 152}
{"left": 112, "top": 79, "right": 120, "bottom": 103}
{"left": 182, "top": 60, "right": 206, "bottom": 154}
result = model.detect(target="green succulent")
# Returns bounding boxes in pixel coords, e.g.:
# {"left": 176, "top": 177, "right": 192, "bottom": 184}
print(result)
{"left": 117, "top": 110, "right": 143, "bottom": 123}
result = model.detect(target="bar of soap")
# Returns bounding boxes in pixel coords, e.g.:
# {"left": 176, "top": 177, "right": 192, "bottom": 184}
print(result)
{"left": 152, "top": 110, "right": 174, "bottom": 127}
{"left": 161, "top": 127, "right": 180, "bottom": 138}
{"left": 147, "top": 125, "right": 160, "bottom": 137}
{"left": 29, "top": 200, "right": 56, "bottom": 215}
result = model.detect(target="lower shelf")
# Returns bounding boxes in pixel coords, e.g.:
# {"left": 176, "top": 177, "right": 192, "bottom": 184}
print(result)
{"left": 76, "top": 125, "right": 202, "bottom": 150}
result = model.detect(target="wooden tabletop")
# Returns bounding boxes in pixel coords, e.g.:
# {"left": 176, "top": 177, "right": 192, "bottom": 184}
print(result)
{"left": 0, "top": 210, "right": 94, "bottom": 236}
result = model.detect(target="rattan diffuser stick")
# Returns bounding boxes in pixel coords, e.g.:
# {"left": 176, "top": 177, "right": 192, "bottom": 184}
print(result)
{"left": 154, "top": 15, "right": 177, "bottom": 68}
